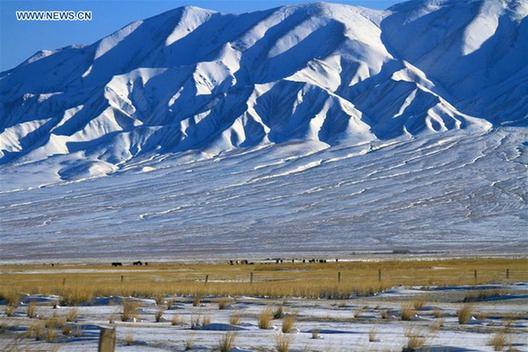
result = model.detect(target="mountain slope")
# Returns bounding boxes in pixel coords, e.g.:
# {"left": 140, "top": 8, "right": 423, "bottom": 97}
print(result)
{"left": 0, "top": 0, "right": 526, "bottom": 182}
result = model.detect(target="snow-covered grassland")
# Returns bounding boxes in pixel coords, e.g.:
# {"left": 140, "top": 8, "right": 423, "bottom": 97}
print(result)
{"left": 0, "top": 259, "right": 527, "bottom": 351}
{"left": 1, "top": 128, "right": 526, "bottom": 260}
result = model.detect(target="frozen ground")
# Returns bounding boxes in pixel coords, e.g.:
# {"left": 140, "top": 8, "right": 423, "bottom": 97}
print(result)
{"left": 1, "top": 282, "right": 527, "bottom": 351}
{"left": 0, "top": 128, "right": 527, "bottom": 261}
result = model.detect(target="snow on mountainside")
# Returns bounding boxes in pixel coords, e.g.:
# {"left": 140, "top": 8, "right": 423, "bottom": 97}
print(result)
{"left": 0, "top": 0, "right": 527, "bottom": 182}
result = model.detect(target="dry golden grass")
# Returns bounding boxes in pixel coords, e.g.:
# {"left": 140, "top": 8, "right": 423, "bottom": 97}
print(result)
{"left": 488, "top": 331, "right": 510, "bottom": 351}
{"left": 155, "top": 307, "right": 165, "bottom": 322}
{"left": 433, "top": 308, "right": 443, "bottom": 318}
{"left": 190, "top": 315, "right": 211, "bottom": 329}
{"left": 2, "top": 291, "right": 19, "bottom": 306}
{"left": 275, "top": 333, "right": 292, "bottom": 352}
{"left": 368, "top": 327, "right": 378, "bottom": 342}
{"left": 190, "top": 315, "right": 200, "bottom": 329}
{"left": 122, "top": 300, "right": 139, "bottom": 322}
{"left": 380, "top": 309, "right": 391, "bottom": 320}
{"left": 229, "top": 312, "right": 241, "bottom": 325}
{"left": 217, "top": 297, "right": 232, "bottom": 310}
{"left": 66, "top": 308, "right": 78, "bottom": 322}
{"left": 353, "top": 307, "right": 364, "bottom": 319}
{"left": 184, "top": 335, "right": 194, "bottom": 350}
{"left": 457, "top": 304, "right": 473, "bottom": 324}
{"left": 171, "top": 314, "right": 183, "bottom": 326}
{"left": 0, "top": 258, "right": 525, "bottom": 303}
{"left": 45, "top": 328, "right": 57, "bottom": 343}
{"left": 26, "top": 321, "right": 45, "bottom": 341}
{"left": 192, "top": 294, "right": 202, "bottom": 307}
{"left": 430, "top": 318, "right": 444, "bottom": 334}
{"left": 202, "top": 315, "right": 211, "bottom": 326}
{"left": 124, "top": 333, "right": 134, "bottom": 346}
{"left": 401, "top": 304, "right": 416, "bottom": 321}
{"left": 153, "top": 293, "right": 165, "bottom": 306}
{"left": 26, "top": 302, "right": 36, "bottom": 319}
{"left": 412, "top": 297, "right": 427, "bottom": 310}
{"left": 44, "top": 314, "right": 66, "bottom": 329}
{"left": 404, "top": 328, "right": 426, "bottom": 351}
{"left": 5, "top": 304, "right": 16, "bottom": 317}
{"left": 217, "top": 332, "right": 236, "bottom": 352}
{"left": 258, "top": 308, "right": 273, "bottom": 329}
{"left": 281, "top": 314, "right": 296, "bottom": 333}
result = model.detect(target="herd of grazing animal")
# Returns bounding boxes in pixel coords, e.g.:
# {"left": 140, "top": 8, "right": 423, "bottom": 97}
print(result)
{"left": 45, "top": 259, "right": 336, "bottom": 268}
{"left": 111, "top": 261, "right": 148, "bottom": 267}
{"left": 228, "top": 258, "right": 336, "bottom": 265}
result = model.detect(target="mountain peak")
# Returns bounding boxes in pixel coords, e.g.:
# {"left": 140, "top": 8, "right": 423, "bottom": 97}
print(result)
{"left": 0, "top": 0, "right": 525, "bottom": 181}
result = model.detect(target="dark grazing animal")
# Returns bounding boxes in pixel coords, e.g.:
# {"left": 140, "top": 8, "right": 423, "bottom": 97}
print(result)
{"left": 111, "top": 262, "right": 123, "bottom": 267}
{"left": 133, "top": 261, "right": 143, "bottom": 266}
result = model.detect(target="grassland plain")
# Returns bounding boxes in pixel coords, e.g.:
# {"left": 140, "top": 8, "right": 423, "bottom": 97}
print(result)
{"left": 1, "top": 257, "right": 526, "bottom": 304}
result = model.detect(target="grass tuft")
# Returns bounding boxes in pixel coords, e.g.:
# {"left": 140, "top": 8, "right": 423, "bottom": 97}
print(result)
{"left": 66, "top": 308, "right": 78, "bottom": 322}
{"left": 27, "top": 302, "right": 37, "bottom": 319}
{"left": 281, "top": 314, "right": 296, "bottom": 333}
{"left": 45, "top": 328, "right": 57, "bottom": 343}
{"left": 433, "top": 308, "right": 443, "bottom": 319}
{"left": 488, "top": 331, "right": 510, "bottom": 351}
{"left": 5, "top": 304, "right": 16, "bottom": 317}
{"left": 45, "top": 314, "right": 66, "bottom": 329}
{"left": 369, "top": 327, "right": 378, "bottom": 342}
{"left": 217, "top": 332, "right": 236, "bottom": 352}
{"left": 121, "top": 300, "right": 139, "bottom": 322}
{"left": 401, "top": 304, "right": 416, "bottom": 321}
{"left": 403, "top": 328, "right": 426, "bottom": 351}
{"left": 275, "top": 333, "right": 292, "bottom": 352}
{"left": 155, "top": 307, "right": 165, "bottom": 322}
{"left": 229, "top": 312, "right": 241, "bottom": 325}
{"left": 457, "top": 304, "right": 473, "bottom": 324}
{"left": 412, "top": 297, "right": 427, "bottom": 310}
{"left": 192, "top": 295, "right": 202, "bottom": 307}
{"left": 184, "top": 335, "right": 194, "bottom": 350}
{"left": 27, "top": 322, "right": 45, "bottom": 341}
{"left": 171, "top": 314, "right": 183, "bottom": 326}
{"left": 217, "top": 297, "right": 232, "bottom": 310}
{"left": 124, "top": 333, "right": 134, "bottom": 346}
{"left": 258, "top": 308, "right": 273, "bottom": 329}
{"left": 430, "top": 318, "right": 444, "bottom": 334}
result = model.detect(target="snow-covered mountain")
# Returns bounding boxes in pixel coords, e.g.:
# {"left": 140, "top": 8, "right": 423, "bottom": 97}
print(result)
{"left": 1, "top": 0, "right": 526, "bottom": 181}
{"left": 1, "top": 0, "right": 527, "bottom": 260}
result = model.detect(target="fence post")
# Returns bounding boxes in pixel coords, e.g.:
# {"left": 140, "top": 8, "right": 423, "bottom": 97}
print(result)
{"left": 474, "top": 269, "right": 477, "bottom": 282}
{"left": 337, "top": 271, "right": 341, "bottom": 284}
{"left": 98, "top": 327, "right": 116, "bottom": 352}
{"left": 205, "top": 275, "right": 209, "bottom": 284}
{"left": 506, "top": 268, "right": 510, "bottom": 279}
{"left": 378, "top": 269, "right": 382, "bottom": 283}
{"left": 250, "top": 272, "right": 254, "bottom": 285}
{"left": 120, "top": 275, "right": 124, "bottom": 283}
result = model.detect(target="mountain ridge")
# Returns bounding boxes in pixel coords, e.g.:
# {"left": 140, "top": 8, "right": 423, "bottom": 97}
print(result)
{"left": 0, "top": 0, "right": 526, "bottom": 181}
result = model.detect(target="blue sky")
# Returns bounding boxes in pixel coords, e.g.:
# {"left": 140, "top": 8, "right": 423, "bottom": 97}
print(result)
{"left": 0, "top": 0, "right": 401, "bottom": 72}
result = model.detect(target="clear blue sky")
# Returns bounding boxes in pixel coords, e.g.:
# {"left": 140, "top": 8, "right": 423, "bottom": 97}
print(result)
{"left": 0, "top": 0, "right": 401, "bottom": 72}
